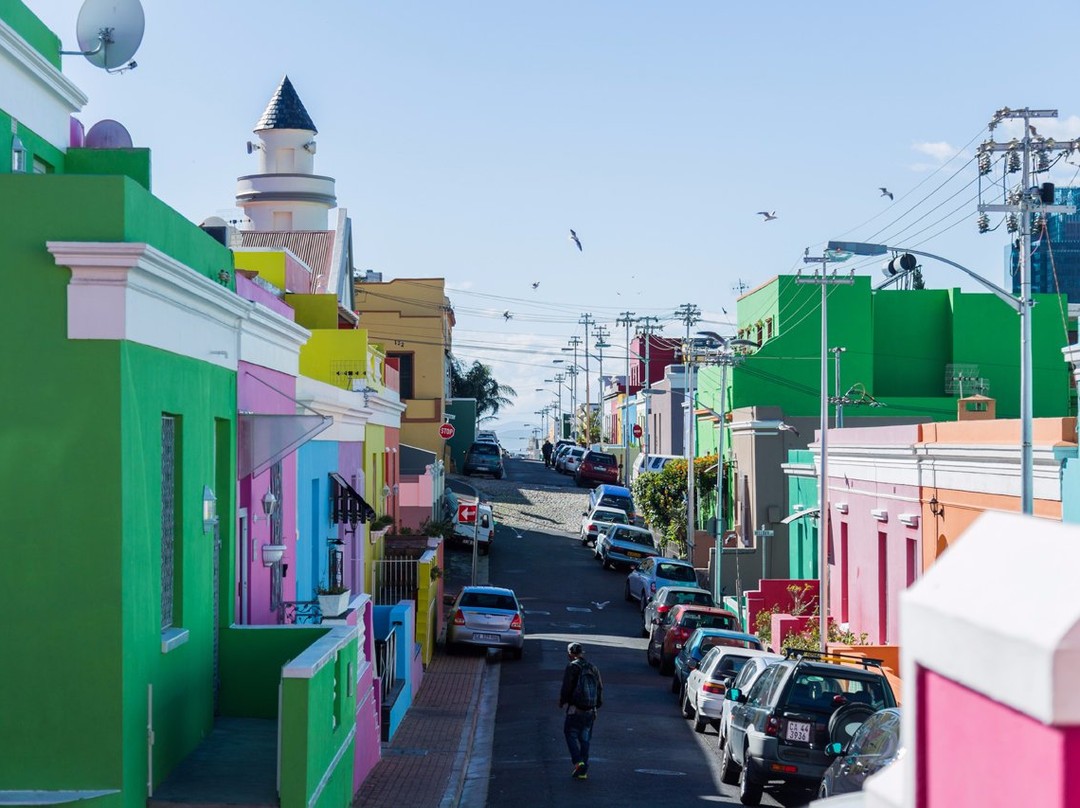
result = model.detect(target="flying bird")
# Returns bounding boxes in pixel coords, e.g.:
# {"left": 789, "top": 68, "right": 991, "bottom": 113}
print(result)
{"left": 1030, "top": 124, "right": 1040, "bottom": 137}
{"left": 879, "top": 187, "right": 894, "bottom": 201}
{"left": 569, "top": 228, "right": 583, "bottom": 251}
{"left": 590, "top": 601, "right": 610, "bottom": 611}
{"left": 757, "top": 211, "right": 777, "bottom": 222}
{"left": 503, "top": 310, "right": 513, "bottom": 321}
{"left": 531, "top": 281, "right": 540, "bottom": 289}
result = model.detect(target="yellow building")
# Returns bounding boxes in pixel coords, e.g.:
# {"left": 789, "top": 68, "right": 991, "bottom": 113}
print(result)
{"left": 353, "top": 277, "right": 455, "bottom": 458}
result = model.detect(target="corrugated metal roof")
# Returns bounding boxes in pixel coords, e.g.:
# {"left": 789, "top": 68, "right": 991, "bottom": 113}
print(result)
{"left": 255, "top": 75, "right": 317, "bottom": 133}
{"left": 239, "top": 230, "right": 335, "bottom": 292}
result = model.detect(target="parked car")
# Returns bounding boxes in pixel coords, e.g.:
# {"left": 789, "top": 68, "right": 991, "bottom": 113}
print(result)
{"left": 446, "top": 585, "right": 524, "bottom": 659}
{"left": 625, "top": 557, "right": 698, "bottom": 608}
{"left": 557, "top": 446, "right": 585, "bottom": 474}
{"left": 682, "top": 646, "right": 781, "bottom": 734}
{"left": 722, "top": 648, "right": 898, "bottom": 805}
{"left": 594, "top": 524, "right": 658, "bottom": 570}
{"left": 647, "top": 604, "right": 741, "bottom": 674}
{"left": 818, "top": 707, "right": 903, "bottom": 799}
{"left": 641, "top": 585, "right": 715, "bottom": 637}
{"left": 717, "top": 655, "right": 781, "bottom": 754}
{"left": 580, "top": 504, "right": 629, "bottom": 547}
{"left": 672, "top": 629, "right": 764, "bottom": 698}
{"left": 475, "top": 430, "right": 499, "bottom": 444}
{"left": 574, "top": 450, "right": 620, "bottom": 487}
{"left": 551, "top": 442, "right": 574, "bottom": 469}
{"left": 631, "top": 452, "right": 679, "bottom": 480}
{"left": 449, "top": 498, "right": 494, "bottom": 555}
{"left": 463, "top": 441, "right": 504, "bottom": 478}
{"left": 588, "top": 484, "right": 637, "bottom": 523}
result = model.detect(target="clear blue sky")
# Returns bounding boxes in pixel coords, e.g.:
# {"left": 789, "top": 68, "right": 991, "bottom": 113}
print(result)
{"left": 30, "top": 0, "right": 1080, "bottom": 446}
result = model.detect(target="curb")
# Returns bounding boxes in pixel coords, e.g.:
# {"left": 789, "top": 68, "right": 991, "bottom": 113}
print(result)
{"left": 438, "top": 654, "right": 489, "bottom": 808}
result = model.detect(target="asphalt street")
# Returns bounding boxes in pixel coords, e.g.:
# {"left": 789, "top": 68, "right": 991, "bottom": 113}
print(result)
{"left": 452, "top": 458, "right": 803, "bottom": 808}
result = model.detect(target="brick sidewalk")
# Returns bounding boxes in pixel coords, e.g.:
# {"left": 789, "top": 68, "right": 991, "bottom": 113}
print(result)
{"left": 355, "top": 651, "right": 487, "bottom": 808}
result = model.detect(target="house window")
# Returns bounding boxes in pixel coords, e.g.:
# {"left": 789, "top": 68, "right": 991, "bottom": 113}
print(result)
{"left": 389, "top": 352, "right": 415, "bottom": 399}
{"left": 766, "top": 318, "right": 773, "bottom": 339}
{"left": 32, "top": 157, "right": 52, "bottom": 174}
{"left": 272, "top": 211, "right": 293, "bottom": 230}
{"left": 161, "top": 415, "right": 179, "bottom": 630}
{"left": 270, "top": 461, "right": 284, "bottom": 611}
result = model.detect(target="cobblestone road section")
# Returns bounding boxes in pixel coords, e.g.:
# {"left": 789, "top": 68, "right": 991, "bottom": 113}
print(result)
{"left": 452, "top": 475, "right": 590, "bottom": 537}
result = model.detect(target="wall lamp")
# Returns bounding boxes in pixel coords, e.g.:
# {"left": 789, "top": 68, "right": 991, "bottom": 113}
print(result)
{"left": 202, "top": 485, "right": 218, "bottom": 533}
{"left": 253, "top": 489, "right": 279, "bottom": 523}
{"left": 929, "top": 497, "right": 945, "bottom": 519}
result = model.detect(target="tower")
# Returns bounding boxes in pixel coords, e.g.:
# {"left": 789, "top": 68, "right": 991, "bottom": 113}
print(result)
{"left": 235, "top": 75, "right": 336, "bottom": 231}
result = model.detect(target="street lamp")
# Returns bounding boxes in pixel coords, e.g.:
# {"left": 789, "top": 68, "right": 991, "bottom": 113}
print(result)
{"left": 826, "top": 237, "right": 1058, "bottom": 515}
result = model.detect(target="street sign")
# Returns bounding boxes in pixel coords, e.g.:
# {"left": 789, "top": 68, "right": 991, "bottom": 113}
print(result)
{"left": 754, "top": 528, "right": 775, "bottom": 538}
{"left": 632, "top": 424, "right": 643, "bottom": 438}
{"left": 438, "top": 422, "right": 455, "bottom": 439}
{"left": 457, "top": 503, "right": 477, "bottom": 523}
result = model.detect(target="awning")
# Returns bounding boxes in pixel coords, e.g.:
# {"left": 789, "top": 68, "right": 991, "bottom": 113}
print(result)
{"left": 238, "top": 413, "right": 332, "bottom": 478}
{"left": 330, "top": 472, "right": 377, "bottom": 526}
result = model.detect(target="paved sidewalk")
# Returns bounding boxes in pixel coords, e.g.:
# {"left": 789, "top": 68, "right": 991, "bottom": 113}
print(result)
{"left": 355, "top": 650, "right": 488, "bottom": 808}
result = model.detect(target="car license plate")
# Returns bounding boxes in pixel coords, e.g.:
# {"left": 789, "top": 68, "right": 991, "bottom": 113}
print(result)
{"left": 473, "top": 633, "right": 499, "bottom": 642}
{"left": 626, "top": 550, "right": 642, "bottom": 558}
{"left": 785, "top": 720, "right": 811, "bottom": 743}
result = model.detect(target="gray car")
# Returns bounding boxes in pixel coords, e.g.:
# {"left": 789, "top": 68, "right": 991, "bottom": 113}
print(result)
{"left": 716, "top": 655, "right": 780, "bottom": 754}
{"left": 818, "top": 707, "right": 902, "bottom": 799}
{"left": 446, "top": 585, "right": 524, "bottom": 659}
{"left": 641, "top": 585, "right": 714, "bottom": 637}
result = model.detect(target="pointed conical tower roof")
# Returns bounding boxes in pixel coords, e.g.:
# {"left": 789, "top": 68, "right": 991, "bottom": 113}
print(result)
{"left": 254, "top": 75, "right": 317, "bottom": 133}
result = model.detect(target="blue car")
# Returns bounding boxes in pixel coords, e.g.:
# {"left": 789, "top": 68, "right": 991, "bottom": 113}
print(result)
{"left": 463, "top": 441, "right": 504, "bottom": 478}
{"left": 672, "top": 628, "right": 764, "bottom": 695}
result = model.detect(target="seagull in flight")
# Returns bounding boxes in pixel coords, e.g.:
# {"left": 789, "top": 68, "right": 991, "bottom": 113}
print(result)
{"left": 1030, "top": 124, "right": 1040, "bottom": 138}
{"left": 503, "top": 310, "right": 513, "bottom": 321}
{"left": 879, "top": 187, "right": 894, "bottom": 201}
{"left": 590, "top": 600, "right": 610, "bottom": 611}
{"left": 531, "top": 281, "right": 540, "bottom": 289}
{"left": 757, "top": 211, "right": 777, "bottom": 222}
{"left": 569, "top": 228, "right": 583, "bottom": 251}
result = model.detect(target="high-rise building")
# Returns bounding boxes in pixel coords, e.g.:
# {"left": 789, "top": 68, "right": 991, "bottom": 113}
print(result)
{"left": 1010, "top": 186, "right": 1080, "bottom": 302}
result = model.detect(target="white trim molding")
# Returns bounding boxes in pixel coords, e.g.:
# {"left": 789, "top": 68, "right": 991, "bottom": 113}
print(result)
{"left": 898, "top": 512, "right": 919, "bottom": 527}
{"left": 834, "top": 502, "right": 849, "bottom": 514}
{"left": 870, "top": 508, "right": 888, "bottom": 522}
{"left": 47, "top": 241, "right": 310, "bottom": 375}
{"left": 296, "top": 376, "right": 371, "bottom": 443}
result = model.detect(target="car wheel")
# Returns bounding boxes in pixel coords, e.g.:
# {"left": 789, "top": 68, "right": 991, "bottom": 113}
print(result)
{"left": 738, "top": 753, "right": 763, "bottom": 806}
{"left": 719, "top": 741, "right": 740, "bottom": 785}
{"left": 494, "top": 471, "right": 504, "bottom": 480}
{"left": 640, "top": 618, "right": 649, "bottom": 638}
{"left": 828, "top": 703, "right": 876, "bottom": 747}
{"left": 681, "top": 688, "right": 694, "bottom": 717}
{"left": 646, "top": 644, "right": 658, "bottom": 667}
{"left": 602, "top": 554, "right": 613, "bottom": 570}
{"left": 624, "top": 581, "right": 633, "bottom": 602}
{"left": 819, "top": 782, "right": 829, "bottom": 800}
{"left": 659, "top": 654, "right": 674, "bottom": 676}
{"left": 692, "top": 710, "right": 708, "bottom": 734}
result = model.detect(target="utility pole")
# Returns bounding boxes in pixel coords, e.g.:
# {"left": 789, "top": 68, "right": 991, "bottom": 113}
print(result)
{"left": 799, "top": 252, "right": 854, "bottom": 652}
{"left": 566, "top": 336, "right": 582, "bottom": 440}
{"left": 829, "top": 347, "right": 846, "bottom": 428}
{"left": 579, "top": 314, "right": 595, "bottom": 443}
{"left": 636, "top": 316, "right": 663, "bottom": 478}
{"left": 976, "top": 107, "right": 1076, "bottom": 515}
{"left": 616, "top": 311, "right": 636, "bottom": 485}
{"left": 675, "top": 303, "right": 702, "bottom": 560}
{"left": 595, "top": 325, "right": 611, "bottom": 442}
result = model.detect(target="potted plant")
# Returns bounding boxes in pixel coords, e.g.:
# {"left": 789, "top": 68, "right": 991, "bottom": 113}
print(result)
{"left": 316, "top": 582, "right": 351, "bottom": 618}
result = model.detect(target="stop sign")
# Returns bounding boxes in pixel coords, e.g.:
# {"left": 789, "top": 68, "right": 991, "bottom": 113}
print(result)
{"left": 632, "top": 424, "right": 643, "bottom": 438}
{"left": 438, "top": 422, "right": 455, "bottom": 439}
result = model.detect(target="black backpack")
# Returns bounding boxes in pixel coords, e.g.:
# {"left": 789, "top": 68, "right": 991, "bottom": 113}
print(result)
{"left": 572, "top": 659, "right": 600, "bottom": 709}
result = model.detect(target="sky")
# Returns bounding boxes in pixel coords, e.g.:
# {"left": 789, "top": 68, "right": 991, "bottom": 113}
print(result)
{"left": 28, "top": 0, "right": 1080, "bottom": 450}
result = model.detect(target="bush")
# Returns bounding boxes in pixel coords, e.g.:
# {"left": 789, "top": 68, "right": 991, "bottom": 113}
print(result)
{"left": 631, "top": 455, "right": 718, "bottom": 556}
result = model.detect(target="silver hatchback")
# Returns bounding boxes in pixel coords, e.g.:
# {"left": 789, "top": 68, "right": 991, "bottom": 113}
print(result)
{"left": 446, "top": 585, "right": 524, "bottom": 659}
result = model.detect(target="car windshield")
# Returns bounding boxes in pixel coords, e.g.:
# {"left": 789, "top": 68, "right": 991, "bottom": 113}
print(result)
{"left": 656, "top": 562, "right": 697, "bottom": 582}
{"left": 599, "top": 495, "right": 634, "bottom": 513}
{"left": 470, "top": 444, "right": 500, "bottom": 456}
{"left": 681, "top": 612, "right": 738, "bottom": 631}
{"left": 716, "top": 655, "right": 752, "bottom": 676}
{"left": 459, "top": 592, "right": 517, "bottom": 611}
{"left": 612, "top": 527, "right": 652, "bottom": 547}
{"left": 593, "top": 510, "right": 627, "bottom": 524}
{"left": 668, "top": 591, "right": 713, "bottom": 606}
{"left": 785, "top": 672, "right": 892, "bottom": 713}
{"left": 588, "top": 453, "right": 617, "bottom": 466}
{"left": 698, "top": 635, "right": 759, "bottom": 651}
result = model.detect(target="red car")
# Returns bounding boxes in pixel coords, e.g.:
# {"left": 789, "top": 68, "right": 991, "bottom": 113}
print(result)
{"left": 575, "top": 450, "right": 620, "bottom": 487}
{"left": 646, "top": 604, "right": 741, "bottom": 675}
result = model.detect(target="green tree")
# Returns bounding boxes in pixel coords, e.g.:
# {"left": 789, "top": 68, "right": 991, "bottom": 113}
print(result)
{"left": 631, "top": 455, "right": 718, "bottom": 556}
{"left": 449, "top": 357, "right": 518, "bottom": 423}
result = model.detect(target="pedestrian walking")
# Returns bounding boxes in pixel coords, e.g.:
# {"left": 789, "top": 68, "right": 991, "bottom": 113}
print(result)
{"left": 541, "top": 439, "right": 553, "bottom": 469}
{"left": 558, "top": 641, "right": 603, "bottom": 779}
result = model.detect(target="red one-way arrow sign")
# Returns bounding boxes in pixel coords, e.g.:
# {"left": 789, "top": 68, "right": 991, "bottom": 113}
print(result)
{"left": 458, "top": 503, "right": 477, "bottom": 523}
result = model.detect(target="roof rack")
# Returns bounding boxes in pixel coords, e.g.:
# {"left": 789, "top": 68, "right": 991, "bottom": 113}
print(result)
{"left": 783, "top": 647, "right": 885, "bottom": 670}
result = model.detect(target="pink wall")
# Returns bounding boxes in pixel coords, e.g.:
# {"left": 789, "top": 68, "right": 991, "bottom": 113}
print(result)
{"left": 746, "top": 578, "right": 819, "bottom": 636}
{"left": 351, "top": 599, "right": 381, "bottom": 790}
{"left": 919, "top": 666, "right": 1080, "bottom": 807}
{"left": 828, "top": 425, "right": 921, "bottom": 645}
{"left": 282, "top": 252, "right": 313, "bottom": 295}
{"left": 238, "top": 363, "right": 299, "bottom": 625}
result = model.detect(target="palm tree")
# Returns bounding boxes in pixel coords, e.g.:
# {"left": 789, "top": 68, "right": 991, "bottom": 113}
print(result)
{"left": 450, "top": 357, "right": 517, "bottom": 423}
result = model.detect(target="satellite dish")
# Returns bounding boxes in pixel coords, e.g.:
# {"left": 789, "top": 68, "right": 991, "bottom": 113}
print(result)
{"left": 75, "top": 0, "right": 145, "bottom": 70}
{"left": 85, "top": 119, "right": 133, "bottom": 148}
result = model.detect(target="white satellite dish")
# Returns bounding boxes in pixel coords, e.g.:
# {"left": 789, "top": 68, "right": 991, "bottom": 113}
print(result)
{"left": 73, "top": 0, "right": 145, "bottom": 70}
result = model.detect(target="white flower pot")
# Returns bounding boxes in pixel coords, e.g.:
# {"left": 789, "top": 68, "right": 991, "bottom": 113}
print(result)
{"left": 318, "top": 590, "right": 351, "bottom": 618}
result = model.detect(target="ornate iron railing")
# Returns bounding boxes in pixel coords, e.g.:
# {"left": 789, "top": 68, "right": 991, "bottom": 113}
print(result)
{"left": 280, "top": 600, "right": 322, "bottom": 625}
{"left": 375, "top": 627, "right": 398, "bottom": 704}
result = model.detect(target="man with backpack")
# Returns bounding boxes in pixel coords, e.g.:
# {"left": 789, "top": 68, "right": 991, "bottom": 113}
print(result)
{"left": 541, "top": 439, "right": 553, "bottom": 469}
{"left": 558, "top": 641, "right": 603, "bottom": 779}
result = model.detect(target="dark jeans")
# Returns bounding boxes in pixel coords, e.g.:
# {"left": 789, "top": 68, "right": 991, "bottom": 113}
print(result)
{"left": 564, "top": 709, "right": 596, "bottom": 767}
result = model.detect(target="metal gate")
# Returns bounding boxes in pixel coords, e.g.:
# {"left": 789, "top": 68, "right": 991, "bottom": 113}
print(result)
{"left": 370, "top": 557, "right": 418, "bottom": 606}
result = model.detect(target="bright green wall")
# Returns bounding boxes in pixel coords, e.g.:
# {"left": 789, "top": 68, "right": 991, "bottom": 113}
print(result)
{"left": 219, "top": 627, "right": 329, "bottom": 718}
{"left": 872, "top": 290, "right": 952, "bottom": 397}
{"left": 67, "top": 148, "right": 153, "bottom": 191}
{"left": 0, "top": 111, "right": 67, "bottom": 174}
{"left": 0, "top": 0, "right": 61, "bottom": 67}
{"left": 786, "top": 451, "right": 818, "bottom": 579}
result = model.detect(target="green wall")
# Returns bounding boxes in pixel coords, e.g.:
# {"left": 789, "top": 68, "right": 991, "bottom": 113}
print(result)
{"left": 0, "top": 1, "right": 61, "bottom": 67}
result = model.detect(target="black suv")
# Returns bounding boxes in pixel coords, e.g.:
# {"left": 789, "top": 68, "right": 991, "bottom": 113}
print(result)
{"left": 721, "top": 649, "right": 896, "bottom": 805}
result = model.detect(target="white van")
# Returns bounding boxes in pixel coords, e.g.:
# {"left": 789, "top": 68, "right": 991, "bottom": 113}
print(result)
{"left": 631, "top": 453, "right": 679, "bottom": 480}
